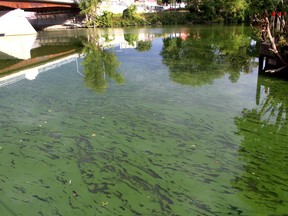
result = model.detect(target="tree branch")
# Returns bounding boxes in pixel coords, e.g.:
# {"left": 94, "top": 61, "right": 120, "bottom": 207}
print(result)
{"left": 265, "top": 17, "right": 288, "bottom": 66}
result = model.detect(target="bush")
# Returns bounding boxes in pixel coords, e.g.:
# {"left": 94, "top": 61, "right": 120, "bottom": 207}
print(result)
{"left": 91, "top": 10, "right": 192, "bottom": 28}
{"left": 97, "top": 11, "right": 114, "bottom": 27}
{"left": 122, "top": 4, "right": 137, "bottom": 19}
{"left": 144, "top": 11, "right": 191, "bottom": 25}
{"left": 136, "top": 41, "right": 152, "bottom": 52}
{"left": 121, "top": 4, "right": 148, "bottom": 26}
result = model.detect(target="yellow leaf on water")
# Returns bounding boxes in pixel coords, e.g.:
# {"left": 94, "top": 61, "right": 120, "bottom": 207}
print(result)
{"left": 101, "top": 201, "right": 108, "bottom": 206}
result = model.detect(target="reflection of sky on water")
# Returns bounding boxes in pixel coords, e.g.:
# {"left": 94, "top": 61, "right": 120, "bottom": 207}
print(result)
{"left": 0, "top": 54, "right": 79, "bottom": 87}
{"left": 0, "top": 35, "right": 36, "bottom": 59}
{"left": 0, "top": 29, "right": 179, "bottom": 87}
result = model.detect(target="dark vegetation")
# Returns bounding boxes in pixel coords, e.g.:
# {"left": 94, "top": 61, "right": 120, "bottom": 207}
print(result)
{"left": 252, "top": 0, "right": 288, "bottom": 72}
{"left": 79, "top": 0, "right": 287, "bottom": 28}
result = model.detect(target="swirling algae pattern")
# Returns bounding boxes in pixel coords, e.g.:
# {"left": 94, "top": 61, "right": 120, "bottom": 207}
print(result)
{"left": 0, "top": 54, "right": 288, "bottom": 215}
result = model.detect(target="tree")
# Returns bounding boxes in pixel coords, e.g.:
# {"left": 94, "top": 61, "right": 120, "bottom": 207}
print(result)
{"left": 82, "top": 37, "right": 124, "bottom": 93}
{"left": 79, "top": 0, "right": 100, "bottom": 27}
{"left": 124, "top": 34, "right": 138, "bottom": 46}
{"left": 221, "top": 0, "right": 248, "bottom": 22}
{"left": 186, "top": 0, "right": 248, "bottom": 22}
{"left": 246, "top": 0, "right": 286, "bottom": 20}
{"left": 122, "top": 4, "right": 137, "bottom": 20}
{"left": 160, "top": 25, "right": 255, "bottom": 86}
{"left": 136, "top": 41, "right": 152, "bottom": 52}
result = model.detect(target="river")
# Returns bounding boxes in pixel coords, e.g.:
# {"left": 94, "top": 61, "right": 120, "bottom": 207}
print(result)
{"left": 0, "top": 25, "right": 287, "bottom": 215}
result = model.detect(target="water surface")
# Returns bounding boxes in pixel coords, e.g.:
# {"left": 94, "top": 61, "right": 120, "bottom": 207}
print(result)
{"left": 0, "top": 25, "right": 287, "bottom": 216}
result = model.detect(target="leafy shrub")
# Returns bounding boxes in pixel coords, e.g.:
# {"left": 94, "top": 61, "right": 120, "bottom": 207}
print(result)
{"left": 122, "top": 4, "right": 137, "bottom": 19}
{"left": 124, "top": 34, "right": 138, "bottom": 45}
{"left": 97, "top": 11, "right": 114, "bottom": 27}
{"left": 136, "top": 41, "right": 152, "bottom": 52}
{"left": 144, "top": 11, "right": 191, "bottom": 25}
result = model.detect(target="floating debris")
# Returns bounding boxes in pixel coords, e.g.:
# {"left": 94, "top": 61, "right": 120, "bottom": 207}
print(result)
{"left": 72, "top": 190, "right": 79, "bottom": 197}
{"left": 101, "top": 201, "right": 108, "bottom": 206}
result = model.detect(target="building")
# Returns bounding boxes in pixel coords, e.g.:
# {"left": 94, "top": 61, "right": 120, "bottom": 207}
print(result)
{"left": 98, "top": 0, "right": 157, "bottom": 14}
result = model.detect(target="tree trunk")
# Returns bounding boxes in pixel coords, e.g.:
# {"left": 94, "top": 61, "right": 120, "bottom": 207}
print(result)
{"left": 265, "top": 17, "right": 288, "bottom": 66}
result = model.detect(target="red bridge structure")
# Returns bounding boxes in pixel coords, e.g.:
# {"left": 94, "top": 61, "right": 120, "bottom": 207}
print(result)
{"left": 0, "top": 0, "right": 82, "bottom": 31}
{"left": 0, "top": 0, "right": 79, "bottom": 11}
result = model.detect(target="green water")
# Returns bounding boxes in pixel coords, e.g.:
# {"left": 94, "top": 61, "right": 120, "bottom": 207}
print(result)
{"left": 0, "top": 25, "right": 287, "bottom": 216}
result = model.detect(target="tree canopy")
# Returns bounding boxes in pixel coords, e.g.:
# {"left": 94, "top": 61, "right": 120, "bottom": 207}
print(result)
{"left": 160, "top": 25, "right": 256, "bottom": 86}
{"left": 185, "top": 0, "right": 285, "bottom": 22}
{"left": 81, "top": 37, "right": 124, "bottom": 93}
{"left": 79, "top": 0, "right": 100, "bottom": 27}
{"left": 78, "top": 0, "right": 288, "bottom": 25}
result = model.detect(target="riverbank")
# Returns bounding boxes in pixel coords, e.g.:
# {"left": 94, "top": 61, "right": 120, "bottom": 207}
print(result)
{"left": 41, "top": 8, "right": 251, "bottom": 31}
{"left": 42, "top": 10, "right": 193, "bottom": 31}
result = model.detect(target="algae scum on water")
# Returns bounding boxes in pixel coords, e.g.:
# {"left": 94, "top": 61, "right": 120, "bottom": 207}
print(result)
{"left": 0, "top": 25, "right": 288, "bottom": 215}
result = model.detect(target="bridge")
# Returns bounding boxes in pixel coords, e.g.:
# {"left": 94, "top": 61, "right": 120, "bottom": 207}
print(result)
{"left": 0, "top": 0, "right": 83, "bottom": 34}
{"left": 0, "top": 0, "right": 79, "bottom": 11}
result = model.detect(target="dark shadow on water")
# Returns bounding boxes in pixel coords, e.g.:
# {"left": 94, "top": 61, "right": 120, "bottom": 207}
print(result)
{"left": 232, "top": 74, "right": 288, "bottom": 213}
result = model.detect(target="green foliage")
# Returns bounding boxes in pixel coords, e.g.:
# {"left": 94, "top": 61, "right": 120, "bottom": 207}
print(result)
{"left": 80, "top": 0, "right": 286, "bottom": 26}
{"left": 160, "top": 26, "right": 256, "bottom": 86}
{"left": 136, "top": 41, "right": 152, "bottom": 52}
{"left": 254, "top": 1, "right": 288, "bottom": 63}
{"left": 276, "top": 35, "right": 288, "bottom": 61}
{"left": 79, "top": 0, "right": 100, "bottom": 26}
{"left": 121, "top": 5, "right": 148, "bottom": 26}
{"left": 144, "top": 11, "right": 191, "bottom": 25}
{"left": 122, "top": 4, "right": 137, "bottom": 19}
{"left": 124, "top": 34, "right": 138, "bottom": 46}
{"left": 247, "top": 0, "right": 283, "bottom": 15}
{"left": 81, "top": 37, "right": 124, "bottom": 93}
{"left": 96, "top": 11, "right": 114, "bottom": 27}
{"left": 186, "top": 0, "right": 249, "bottom": 23}
{"left": 220, "top": 0, "right": 248, "bottom": 23}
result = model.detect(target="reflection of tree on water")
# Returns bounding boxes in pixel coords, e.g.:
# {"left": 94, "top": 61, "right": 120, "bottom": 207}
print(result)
{"left": 124, "top": 34, "right": 138, "bottom": 46}
{"left": 124, "top": 33, "right": 152, "bottom": 52}
{"left": 256, "top": 78, "right": 288, "bottom": 131}
{"left": 136, "top": 40, "right": 152, "bottom": 52}
{"left": 81, "top": 37, "right": 124, "bottom": 93}
{"left": 236, "top": 75, "right": 288, "bottom": 138}
{"left": 233, "top": 75, "right": 288, "bottom": 214}
{"left": 160, "top": 26, "right": 257, "bottom": 86}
